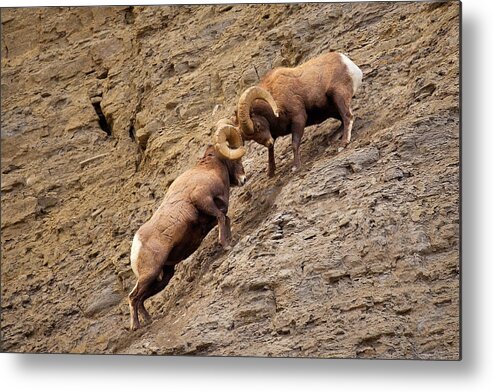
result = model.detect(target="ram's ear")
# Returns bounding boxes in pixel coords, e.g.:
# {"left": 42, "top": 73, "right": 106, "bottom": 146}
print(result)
{"left": 231, "top": 110, "right": 239, "bottom": 126}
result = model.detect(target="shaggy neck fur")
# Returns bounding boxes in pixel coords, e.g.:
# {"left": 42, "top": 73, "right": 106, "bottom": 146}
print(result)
{"left": 196, "top": 149, "right": 237, "bottom": 187}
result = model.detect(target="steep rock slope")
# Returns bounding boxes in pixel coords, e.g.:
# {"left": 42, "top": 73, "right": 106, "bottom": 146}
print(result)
{"left": 1, "top": 2, "right": 459, "bottom": 359}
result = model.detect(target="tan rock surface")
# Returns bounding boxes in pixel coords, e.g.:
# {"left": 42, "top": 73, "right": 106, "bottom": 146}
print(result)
{"left": 1, "top": 3, "right": 459, "bottom": 359}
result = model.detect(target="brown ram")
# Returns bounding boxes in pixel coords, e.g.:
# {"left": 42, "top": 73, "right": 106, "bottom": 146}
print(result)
{"left": 128, "top": 124, "right": 246, "bottom": 330}
{"left": 222, "top": 51, "right": 363, "bottom": 177}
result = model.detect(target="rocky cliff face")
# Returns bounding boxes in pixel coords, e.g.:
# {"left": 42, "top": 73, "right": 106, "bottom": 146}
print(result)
{"left": 1, "top": 2, "right": 460, "bottom": 359}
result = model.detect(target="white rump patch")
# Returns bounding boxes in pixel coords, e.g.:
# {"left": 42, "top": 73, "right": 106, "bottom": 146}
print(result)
{"left": 340, "top": 53, "right": 363, "bottom": 96}
{"left": 130, "top": 233, "right": 142, "bottom": 277}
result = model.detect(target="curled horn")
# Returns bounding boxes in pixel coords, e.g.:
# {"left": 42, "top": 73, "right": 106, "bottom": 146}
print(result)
{"left": 237, "top": 86, "right": 279, "bottom": 137}
{"left": 213, "top": 118, "right": 246, "bottom": 160}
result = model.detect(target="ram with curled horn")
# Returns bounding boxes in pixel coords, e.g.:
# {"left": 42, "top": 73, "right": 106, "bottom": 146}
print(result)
{"left": 224, "top": 51, "right": 363, "bottom": 177}
{"left": 127, "top": 128, "right": 246, "bottom": 330}
{"left": 213, "top": 117, "right": 247, "bottom": 161}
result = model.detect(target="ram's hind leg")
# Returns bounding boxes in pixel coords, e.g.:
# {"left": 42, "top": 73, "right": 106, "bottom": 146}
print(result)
{"left": 128, "top": 282, "right": 142, "bottom": 330}
{"left": 138, "top": 265, "right": 176, "bottom": 324}
{"left": 129, "top": 275, "right": 160, "bottom": 330}
{"left": 332, "top": 89, "right": 354, "bottom": 147}
{"left": 128, "top": 246, "right": 170, "bottom": 330}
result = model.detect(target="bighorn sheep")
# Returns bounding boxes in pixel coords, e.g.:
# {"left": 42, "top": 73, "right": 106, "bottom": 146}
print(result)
{"left": 128, "top": 124, "right": 246, "bottom": 330}
{"left": 221, "top": 52, "right": 363, "bottom": 177}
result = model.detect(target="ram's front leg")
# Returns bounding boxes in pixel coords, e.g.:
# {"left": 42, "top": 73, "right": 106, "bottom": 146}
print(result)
{"left": 194, "top": 194, "right": 231, "bottom": 249}
{"left": 291, "top": 115, "right": 307, "bottom": 172}
{"left": 268, "top": 144, "right": 276, "bottom": 177}
{"left": 223, "top": 215, "right": 232, "bottom": 245}
{"left": 215, "top": 213, "right": 231, "bottom": 249}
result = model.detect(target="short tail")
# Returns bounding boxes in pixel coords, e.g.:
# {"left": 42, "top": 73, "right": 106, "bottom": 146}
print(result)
{"left": 130, "top": 233, "right": 143, "bottom": 278}
{"left": 339, "top": 53, "right": 363, "bottom": 96}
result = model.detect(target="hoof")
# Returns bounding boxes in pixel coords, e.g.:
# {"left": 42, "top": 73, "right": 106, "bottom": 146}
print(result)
{"left": 142, "top": 314, "right": 152, "bottom": 325}
{"left": 334, "top": 137, "right": 349, "bottom": 152}
{"left": 336, "top": 140, "right": 348, "bottom": 153}
{"left": 220, "top": 239, "right": 231, "bottom": 251}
